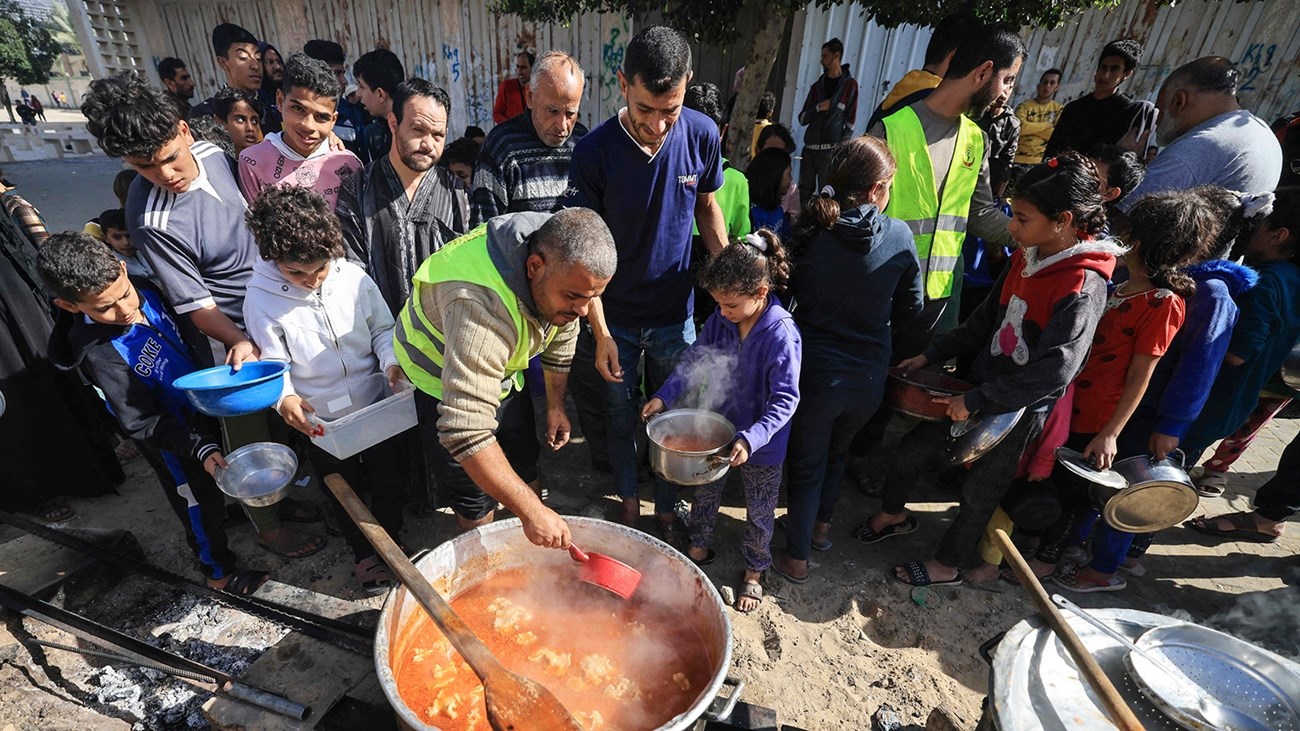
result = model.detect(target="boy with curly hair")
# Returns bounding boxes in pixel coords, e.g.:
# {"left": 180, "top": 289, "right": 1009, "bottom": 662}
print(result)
{"left": 243, "top": 185, "right": 409, "bottom": 594}
{"left": 238, "top": 53, "right": 362, "bottom": 209}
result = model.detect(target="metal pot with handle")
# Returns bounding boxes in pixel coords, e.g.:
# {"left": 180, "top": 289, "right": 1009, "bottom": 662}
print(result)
{"left": 646, "top": 409, "right": 736, "bottom": 486}
{"left": 1055, "top": 447, "right": 1199, "bottom": 532}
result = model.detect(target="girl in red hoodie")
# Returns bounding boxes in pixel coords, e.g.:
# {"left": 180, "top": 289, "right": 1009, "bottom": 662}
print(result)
{"left": 856, "top": 152, "right": 1122, "bottom": 587}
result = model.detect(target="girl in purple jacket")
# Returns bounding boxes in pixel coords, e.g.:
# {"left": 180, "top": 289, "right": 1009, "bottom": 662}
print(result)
{"left": 642, "top": 229, "right": 801, "bottom": 612}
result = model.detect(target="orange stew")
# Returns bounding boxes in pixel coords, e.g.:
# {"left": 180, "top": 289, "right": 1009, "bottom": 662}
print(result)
{"left": 658, "top": 434, "right": 725, "bottom": 453}
{"left": 393, "top": 565, "right": 715, "bottom": 730}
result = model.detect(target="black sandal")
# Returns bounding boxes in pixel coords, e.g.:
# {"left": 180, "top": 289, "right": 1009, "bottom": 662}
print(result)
{"left": 212, "top": 569, "right": 270, "bottom": 597}
{"left": 32, "top": 497, "right": 74, "bottom": 523}
{"left": 851, "top": 515, "right": 918, "bottom": 544}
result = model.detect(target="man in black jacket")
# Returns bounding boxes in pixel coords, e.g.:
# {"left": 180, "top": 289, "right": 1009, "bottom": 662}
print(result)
{"left": 797, "top": 38, "right": 859, "bottom": 201}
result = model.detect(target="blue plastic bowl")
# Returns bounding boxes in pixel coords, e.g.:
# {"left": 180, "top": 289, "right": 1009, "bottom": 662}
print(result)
{"left": 172, "top": 361, "right": 288, "bottom": 417}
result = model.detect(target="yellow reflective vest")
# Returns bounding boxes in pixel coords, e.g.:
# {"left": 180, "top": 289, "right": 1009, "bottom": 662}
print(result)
{"left": 883, "top": 106, "right": 984, "bottom": 300}
{"left": 393, "top": 225, "right": 555, "bottom": 401}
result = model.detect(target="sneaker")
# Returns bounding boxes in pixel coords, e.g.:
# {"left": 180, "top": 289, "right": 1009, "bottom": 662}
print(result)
{"left": 1194, "top": 468, "right": 1228, "bottom": 497}
{"left": 1061, "top": 545, "right": 1091, "bottom": 568}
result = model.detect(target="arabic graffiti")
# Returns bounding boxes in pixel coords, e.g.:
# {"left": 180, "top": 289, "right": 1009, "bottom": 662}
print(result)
{"left": 1239, "top": 42, "right": 1276, "bottom": 94}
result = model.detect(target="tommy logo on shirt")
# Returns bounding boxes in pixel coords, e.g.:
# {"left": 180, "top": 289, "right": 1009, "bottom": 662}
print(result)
{"left": 678, "top": 174, "right": 698, "bottom": 186}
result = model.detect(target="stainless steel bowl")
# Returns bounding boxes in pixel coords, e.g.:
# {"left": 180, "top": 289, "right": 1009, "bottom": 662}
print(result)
{"left": 1282, "top": 341, "right": 1300, "bottom": 391}
{"left": 946, "top": 408, "right": 1026, "bottom": 465}
{"left": 214, "top": 442, "right": 297, "bottom": 507}
{"left": 646, "top": 409, "right": 736, "bottom": 486}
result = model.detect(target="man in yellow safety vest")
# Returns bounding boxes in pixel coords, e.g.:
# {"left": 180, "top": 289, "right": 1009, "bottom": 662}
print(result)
{"left": 393, "top": 208, "right": 617, "bottom": 548}
{"left": 869, "top": 26, "right": 1023, "bottom": 358}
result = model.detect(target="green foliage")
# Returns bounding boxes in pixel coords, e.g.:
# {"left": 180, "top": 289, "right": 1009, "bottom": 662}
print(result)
{"left": 0, "top": 0, "right": 61, "bottom": 84}
{"left": 491, "top": 0, "right": 1127, "bottom": 46}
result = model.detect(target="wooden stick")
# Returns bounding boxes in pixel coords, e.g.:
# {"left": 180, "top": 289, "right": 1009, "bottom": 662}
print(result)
{"left": 992, "top": 529, "right": 1145, "bottom": 731}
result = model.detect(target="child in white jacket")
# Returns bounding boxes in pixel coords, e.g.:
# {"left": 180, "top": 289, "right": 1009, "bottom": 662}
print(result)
{"left": 244, "top": 185, "right": 408, "bottom": 594}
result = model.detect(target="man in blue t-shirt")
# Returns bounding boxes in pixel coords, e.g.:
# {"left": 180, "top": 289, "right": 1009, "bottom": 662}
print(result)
{"left": 559, "top": 25, "right": 728, "bottom": 537}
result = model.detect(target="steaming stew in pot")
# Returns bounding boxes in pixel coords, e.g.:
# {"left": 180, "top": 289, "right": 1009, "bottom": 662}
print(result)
{"left": 657, "top": 434, "right": 726, "bottom": 453}
{"left": 393, "top": 565, "right": 716, "bottom": 730}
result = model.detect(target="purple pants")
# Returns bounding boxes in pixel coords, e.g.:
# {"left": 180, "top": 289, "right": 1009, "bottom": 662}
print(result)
{"left": 688, "top": 463, "right": 782, "bottom": 572}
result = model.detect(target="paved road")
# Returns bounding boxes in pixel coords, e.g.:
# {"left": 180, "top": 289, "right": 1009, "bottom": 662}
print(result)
{"left": 3, "top": 155, "right": 124, "bottom": 234}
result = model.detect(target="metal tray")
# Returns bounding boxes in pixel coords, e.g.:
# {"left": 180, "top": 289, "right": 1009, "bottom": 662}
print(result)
{"left": 989, "top": 608, "right": 1300, "bottom": 731}
{"left": 1129, "top": 623, "right": 1300, "bottom": 730}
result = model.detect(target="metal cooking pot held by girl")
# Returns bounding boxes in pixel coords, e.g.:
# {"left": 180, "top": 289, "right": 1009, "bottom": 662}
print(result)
{"left": 1055, "top": 447, "right": 1198, "bottom": 533}
{"left": 646, "top": 409, "right": 736, "bottom": 486}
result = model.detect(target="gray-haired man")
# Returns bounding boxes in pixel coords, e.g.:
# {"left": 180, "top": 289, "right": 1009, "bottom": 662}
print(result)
{"left": 471, "top": 51, "right": 588, "bottom": 224}
{"left": 394, "top": 208, "right": 617, "bottom": 547}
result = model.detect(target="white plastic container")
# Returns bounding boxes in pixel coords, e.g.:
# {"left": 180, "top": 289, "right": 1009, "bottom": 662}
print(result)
{"left": 308, "top": 373, "right": 417, "bottom": 459}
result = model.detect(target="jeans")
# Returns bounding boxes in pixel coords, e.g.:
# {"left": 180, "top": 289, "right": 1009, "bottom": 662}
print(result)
{"left": 592, "top": 318, "right": 694, "bottom": 516}
{"left": 798, "top": 146, "right": 834, "bottom": 202}
{"left": 785, "top": 381, "right": 885, "bottom": 561}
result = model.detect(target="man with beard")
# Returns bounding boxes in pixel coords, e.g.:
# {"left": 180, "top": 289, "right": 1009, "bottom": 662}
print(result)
{"left": 471, "top": 51, "right": 587, "bottom": 224}
{"left": 158, "top": 57, "right": 195, "bottom": 116}
{"left": 869, "top": 26, "right": 1019, "bottom": 350}
{"left": 337, "top": 78, "right": 470, "bottom": 314}
{"left": 1119, "top": 57, "right": 1281, "bottom": 211}
{"left": 558, "top": 26, "right": 728, "bottom": 536}
{"left": 797, "top": 38, "right": 859, "bottom": 201}
{"left": 394, "top": 208, "right": 617, "bottom": 544}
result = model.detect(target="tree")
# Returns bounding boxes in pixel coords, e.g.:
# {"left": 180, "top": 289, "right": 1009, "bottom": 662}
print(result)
{"left": 490, "top": 0, "right": 1142, "bottom": 167}
{"left": 0, "top": 0, "right": 61, "bottom": 122}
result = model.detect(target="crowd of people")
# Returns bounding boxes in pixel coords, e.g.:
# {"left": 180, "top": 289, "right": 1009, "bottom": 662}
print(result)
{"left": 0, "top": 15, "right": 1296, "bottom": 617}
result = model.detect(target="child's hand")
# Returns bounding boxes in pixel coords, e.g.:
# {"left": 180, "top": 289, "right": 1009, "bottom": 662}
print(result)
{"left": 387, "top": 364, "right": 408, "bottom": 391}
{"left": 728, "top": 438, "right": 750, "bottom": 467}
{"left": 279, "top": 395, "right": 319, "bottom": 437}
{"left": 1148, "top": 432, "right": 1179, "bottom": 461}
{"left": 1083, "top": 433, "right": 1119, "bottom": 470}
{"left": 203, "top": 451, "right": 228, "bottom": 478}
{"left": 895, "top": 354, "right": 928, "bottom": 375}
{"left": 225, "top": 340, "right": 260, "bottom": 371}
{"left": 936, "top": 394, "right": 970, "bottom": 421}
{"left": 641, "top": 397, "right": 665, "bottom": 422}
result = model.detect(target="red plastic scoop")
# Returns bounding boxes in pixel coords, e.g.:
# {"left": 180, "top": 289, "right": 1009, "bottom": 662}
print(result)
{"left": 568, "top": 544, "right": 642, "bottom": 600}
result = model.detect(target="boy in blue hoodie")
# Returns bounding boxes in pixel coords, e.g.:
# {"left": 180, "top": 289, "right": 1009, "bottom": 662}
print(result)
{"left": 40, "top": 232, "right": 267, "bottom": 595}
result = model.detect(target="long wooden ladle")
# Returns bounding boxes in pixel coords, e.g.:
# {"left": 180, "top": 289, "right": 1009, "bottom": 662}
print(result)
{"left": 323, "top": 475, "right": 581, "bottom": 731}
{"left": 992, "top": 529, "right": 1144, "bottom": 731}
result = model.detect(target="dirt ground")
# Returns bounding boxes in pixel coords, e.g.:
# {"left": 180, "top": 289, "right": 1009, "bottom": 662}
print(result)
{"left": 1, "top": 402, "right": 1297, "bottom": 730}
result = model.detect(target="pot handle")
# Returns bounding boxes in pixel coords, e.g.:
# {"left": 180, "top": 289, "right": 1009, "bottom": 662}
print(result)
{"left": 703, "top": 675, "right": 745, "bottom": 722}
{"left": 1161, "top": 448, "right": 1186, "bottom": 468}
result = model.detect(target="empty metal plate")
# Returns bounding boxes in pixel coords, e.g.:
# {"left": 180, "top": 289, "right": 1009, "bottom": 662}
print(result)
{"left": 1128, "top": 623, "right": 1300, "bottom": 731}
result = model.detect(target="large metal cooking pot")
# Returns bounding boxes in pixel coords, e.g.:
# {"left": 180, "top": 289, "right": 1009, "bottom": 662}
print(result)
{"left": 986, "top": 608, "right": 1300, "bottom": 731}
{"left": 373, "top": 517, "right": 739, "bottom": 731}
{"left": 646, "top": 409, "right": 736, "bottom": 486}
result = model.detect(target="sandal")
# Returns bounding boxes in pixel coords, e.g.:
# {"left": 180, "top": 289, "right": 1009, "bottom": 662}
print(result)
{"left": 258, "top": 527, "right": 326, "bottom": 558}
{"left": 770, "top": 561, "right": 809, "bottom": 585}
{"left": 1186, "top": 513, "right": 1280, "bottom": 544}
{"left": 774, "top": 515, "right": 832, "bottom": 551}
{"left": 277, "top": 497, "right": 324, "bottom": 524}
{"left": 1052, "top": 564, "right": 1127, "bottom": 593}
{"left": 851, "top": 515, "right": 918, "bottom": 545}
{"left": 893, "top": 560, "right": 962, "bottom": 588}
{"left": 688, "top": 548, "right": 716, "bottom": 566}
{"left": 355, "top": 555, "right": 394, "bottom": 596}
{"left": 735, "top": 579, "right": 763, "bottom": 613}
{"left": 32, "top": 497, "right": 74, "bottom": 523}
{"left": 211, "top": 569, "right": 270, "bottom": 597}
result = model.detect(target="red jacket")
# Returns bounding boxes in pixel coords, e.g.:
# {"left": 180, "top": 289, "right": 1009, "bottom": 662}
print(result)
{"left": 493, "top": 78, "right": 526, "bottom": 124}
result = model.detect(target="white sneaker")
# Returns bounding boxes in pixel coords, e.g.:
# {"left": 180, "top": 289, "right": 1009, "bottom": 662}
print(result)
{"left": 1194, "top": 469, "right": 1228, "bottom": 497}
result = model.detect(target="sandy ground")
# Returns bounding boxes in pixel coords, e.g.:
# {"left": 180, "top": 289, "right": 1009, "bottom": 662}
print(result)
{"left": 1, "top": 399, "right": 1296, "bottom": 730}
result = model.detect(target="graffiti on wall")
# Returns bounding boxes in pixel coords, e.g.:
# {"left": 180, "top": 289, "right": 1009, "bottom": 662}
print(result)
{"left": 1239, "top": 42, "right": 1277, "bottom": 94}
{"left": 600, "top": 18, "right": 629, "bottom": 106}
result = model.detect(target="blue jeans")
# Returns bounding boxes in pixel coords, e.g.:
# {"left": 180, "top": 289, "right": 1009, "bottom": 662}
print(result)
{"left": 589, "top": 319, "right": 694, "bottom": 515}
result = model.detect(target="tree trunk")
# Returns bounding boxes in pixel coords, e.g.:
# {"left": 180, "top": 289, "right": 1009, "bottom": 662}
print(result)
{"left": 725, "top": 4, "right": 791, "bottom": 170}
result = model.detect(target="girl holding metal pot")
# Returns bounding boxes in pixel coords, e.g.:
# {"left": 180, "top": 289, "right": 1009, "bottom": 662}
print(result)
{"left": 642, "top": 229, "right": 801, "bottom": 613}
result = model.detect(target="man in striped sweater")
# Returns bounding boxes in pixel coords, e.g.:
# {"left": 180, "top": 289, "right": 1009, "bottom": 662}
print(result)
{"left": 470, "top": 51, "right": 588, "bottom": 225}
